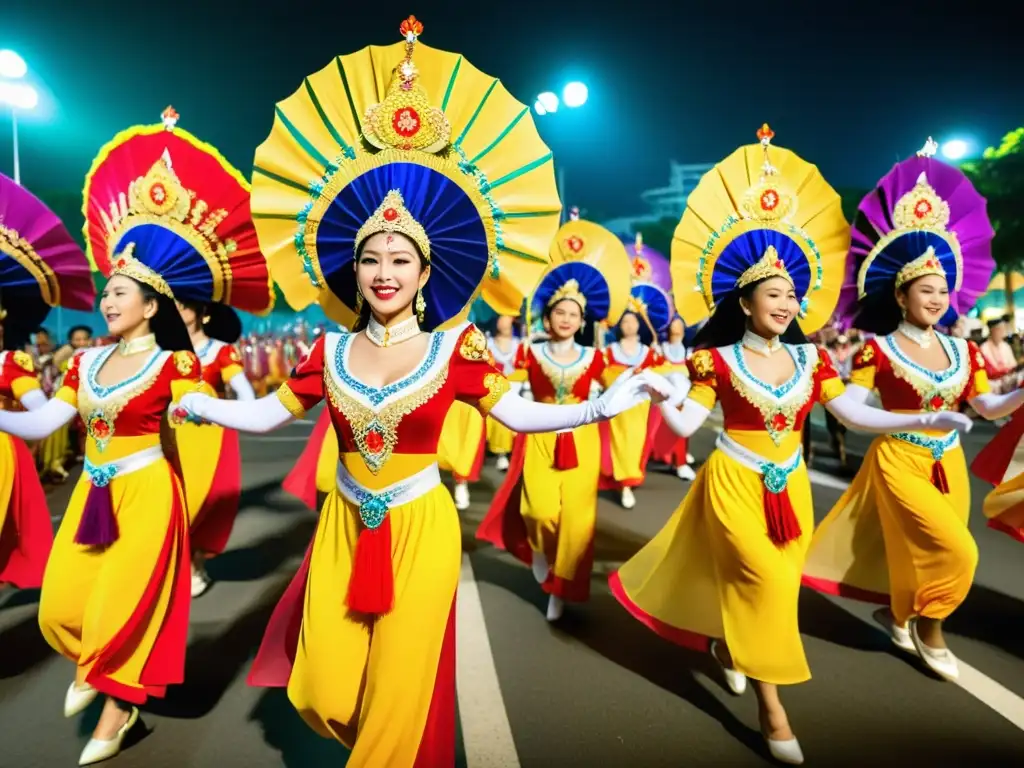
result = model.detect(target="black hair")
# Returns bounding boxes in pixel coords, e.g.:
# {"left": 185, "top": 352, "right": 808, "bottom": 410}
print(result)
{"left": 850, "top": 275, "right": 941, "bottom": 335}
{"left": 179, "top": 301, "right": 242, "bottom": 344}
{"left": 0, "top": 286, "right": 50, "bottom": 351}
{"left": 542, "top": 298, "right": 592, "bottom": 347}
{"left": 692, "top": 277, "right": 810, "bottom": 350}
{"left": 113, "top": 277, "right": 193, "bottom": 352}
{"left": 351, "top": 238, "right": 431, "bottom": 333}
{"left": 68, "top": 325, "right": 93, "bottom": 342}
{"left": 987, "top": 316, "right": 1009, "bottom": 330}
{"left": 35, "top": 327, "right": 51, "bottom": 338}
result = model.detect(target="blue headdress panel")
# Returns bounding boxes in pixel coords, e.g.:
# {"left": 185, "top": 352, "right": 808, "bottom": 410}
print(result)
{"left": 531, "top": 262, "right": 610, "bottom": 324}
{"left": 317, "top": 162, "right": 489, "bottom": 330}
{"left": 710, "top": 229, "right": 811, "bottom": 306}
{"left": 114, "top": 225, "right": 215, "bottom": 303}
{"left": 629, "top": 282, "right": 672, "bottom": 346}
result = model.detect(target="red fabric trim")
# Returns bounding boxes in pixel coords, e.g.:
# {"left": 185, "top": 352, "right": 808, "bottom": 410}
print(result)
{"left": 346, "top": 517, "right": 395, "bottom": 616}
{"left": 190, "top": 428, "right": 242, "bottom": 555}
{"left": 248, "top": 542, "right": 313, "bottom": 688}
{"left": 0, "top": 437, "right": 53, "bottom": 588}
{"left": 598, "top": 420, "right": 613, "bottom": 476}
{"left": 412, "top": 596, "right": 457, "bottom": 768}
{"left": 608, "top": 571, "right": 709, "bottom": 652}
{"left": 599, "top": 405, "right": 661, "bottom": 491}
{"left": 931, "top": 460, "right": 950, "bottom": 494}
{"left": 282, "top": 410, "right": 332, "bottom": 510}
{"left": 799, "top": 574, "right": 890, "bottom": 605}
{"left": 988, "top": 517, "right": 1024, "bottom": 544}
{"left": 544, "top": 538, "right": 594, "bottom": 602}
{"left": 454, "top": 427, "right": 487, "bottom": 483}
{"left": 970, "top": 410, "right": 1024, "bottom": 486}
{"left": 475, "top": 433, "right": 533, "bottom": 565}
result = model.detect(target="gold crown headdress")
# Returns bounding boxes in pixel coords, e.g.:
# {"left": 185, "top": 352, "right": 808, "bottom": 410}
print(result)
{"left": 737, "top": 246, "right": 795, "bottom": 289}
{"left": 110, "top": 243, "right": 175, "bottom": 299}
{"left": 98, "top": 146, "right": 237, "bottom": 297}
{"left": 354, "top": 190, "right": 431, "bottom": 259}
{"left": 895, "top": 247, "right": 946, "bottom": 290}
{"left": 363, "top": 16, "right": 452, "bottom": 154}
{"left": 737, "top": 124, "right": 798, "bottom": 224}
{"left": 547, "top": 278, "right": 587, "bottom": 311}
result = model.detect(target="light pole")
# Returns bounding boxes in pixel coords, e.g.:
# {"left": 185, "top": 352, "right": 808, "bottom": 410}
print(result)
{"left": 0, "top": 50, "right": 37, "bottom": 185}
{"left": 534, "top": 81, "right": 588, "bottom": 223}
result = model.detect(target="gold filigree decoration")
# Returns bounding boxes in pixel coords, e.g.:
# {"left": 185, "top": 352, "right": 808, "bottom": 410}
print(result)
{"left": 480, "top": 372, "right": 510, "bottom": 413}
{"left": 727, "top": 363, "right": 813, "bottom": 446}
{"left": 110, "top": 243, "right": 175, "bottom": 299}
{"left": 0, "top": 222, "right": 59, "bottom": 306}
{"left": 690, "top": 350, "right": 715, "bottom": 380}
{"left": 99, "top": 153, "right": 235, "bottom": 301}
{"left": 12, "top": 351, "right": 34, "bottom": 373}
{"left": 534, "top": 346, "right": 596, "bottom": 404}
{"left": 892, "top": 174, "right": 951, "bottom": 233}
{"left": 738, "top": 126, "right": 797, "bottom": 223}
{"left": 855, "top": 345, "right": 875, "bottom": 365}
{"left": 354, "top": 189, "right": 431, "bottom": 260}
{"left": 276, "top": 382, "right": 307, "bottom": 418}
{"left": 324, "top": 360, "right": 450, "bottom": 475}
{"left": 363, "top": 16, "right": 452, "bottom": 154}
{"left": 883, "top": 337, "right": 970, "bottom": 412}
{"left": 737, "top": 246, "right": 794, "bottom": 289}
{"left": 228, "top": 346, "right": 242, "bottom": 364}
{"left": 895, "top": 247, "right": 946, "bottom": 291}
{"left": 79, "top": 349, "right": 169, "bottom": 452}
{"left": 547, "top": 279, "right": 588, "bottom": 311}
{"left": 459, "top": 326, "right": 489, "bottom": 361}
{"left": 174, "top": 351, "right": 197, "bottom": 376}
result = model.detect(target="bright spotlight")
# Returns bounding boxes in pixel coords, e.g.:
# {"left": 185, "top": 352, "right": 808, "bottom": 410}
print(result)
{"left": 941, "top": 139, "right": 969, "bottom": 161}
{"left": 563, "top": 82, "right": 588, "bottom": 108}
{"left": 0, "top": 50, "right": 28, "bottom": 79}
{"left": 534, "top": 100, "right": 547, "bottom": 116}
{"left": 0, "top": 82, "right": 39, "bottom": 111}
{"left": 537, "top": 91, "right": 559, "bottom": 113}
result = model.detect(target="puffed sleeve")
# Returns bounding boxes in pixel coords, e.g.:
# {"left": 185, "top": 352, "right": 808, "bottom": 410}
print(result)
{"left": 217, "top": 344, "right": 245, "bottom": 385}
{"left": 450, "top": 324, "right": 510, "bottom": 415}
{"left": 276, "top": 334, "right": 326, "bottom": 418}
{"left": 685, "top": 349, "right": 718, "bottom": 410}
{"left": 169, "top": 350, "right": 204, "bottom": 402}
{"left": 848, "top": 340, "right": 880, "bottom": 391}
{"left": 54, "top": 352, "right": 84, "bottom": 409}
{"left": 965, "top": 340, "right": 991, "bottom": 399}
{"left": 507, "top": 342, "right": 530, "bottom": 383}
{"left": 814, "top": 347, "right": 846, "bottom": 404}
{"left": 6, "top": 351, "right": 41, "bottom": 402}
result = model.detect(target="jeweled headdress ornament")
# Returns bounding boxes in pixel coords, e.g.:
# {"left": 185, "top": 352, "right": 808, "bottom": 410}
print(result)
{"left": 546, "top": 279, "right": 587, "bottom": 311}
{"left": 670, "top": 124, "right": 849, "bottom": 334}
{"left": 83, "top": 109, "right": 273, "bottom": 314}
{"left": 251, "top": 17, "right": 560, "bottom": 330}
{"left": 833, "top": 136, "right": 995, "bottom": 328}
{"left": 627, "top": 282, "right": 672, "bottom": 346}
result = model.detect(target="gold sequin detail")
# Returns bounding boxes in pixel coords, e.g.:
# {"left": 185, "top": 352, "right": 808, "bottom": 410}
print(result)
{"left": 727, "top": 351, "right": 814, "bottom": 447}
{"left": 854, "top": 344, "right": 875, "bottom": 365}
{"left": 535, "top": 347, "right": 595, "bottom": 404}
{"left": 12, "top": 351, "right": 34, "bottom": 373}
{"left": 884, "top": 337, "right": 969, "bottom": 412}
{"left": 480, "top": 373, "right": 510, "bottom": 414}
{"left": 174, "top": 351, "right": 197, "bottom": 376}
{"left": 79, "top": 351, "right": 168, "bottom": 452}
{"left": 690, "top": 350, "right": 715, "bottom": 379}
{"left": 325, "top": 363, "right": 449, "bottom": 475}
{"left": 276, "top": 383, "right": 307, "bottom": 418}
{"left": 459, "top": 326, "right": 488, "bottom": 361}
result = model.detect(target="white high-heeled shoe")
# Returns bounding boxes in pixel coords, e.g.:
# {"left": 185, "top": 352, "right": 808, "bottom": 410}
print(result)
{"left": 910, "top": 619, "right": 959, "bottom": 681}
{"left": 191, "top": 561, "right": 212, "bottom": 599}
{"left": 709, "top": 640, "right": 747, "bottom": 695}
{"left": 620, "top": 488, "right": 636, "bottom": 509}
{"left": 765, "top": 735, "right": 804, "bottom": 765}
{"left": 495, "top": 454, "right": 510, "bottom": 471}
{"left": 453, "top": 482, "right": 470, "bottom": 511}
{"left": 78, "top": 706, "right": 140, "bottom": 766}
{"left": 64, "top": 681, "right": 98, "bottom": 718}
{"left": 546, "top": 594, "right": 564, "bottom": 622}
{"left": 531, "top": 551, "right": 550, "bottom": 584}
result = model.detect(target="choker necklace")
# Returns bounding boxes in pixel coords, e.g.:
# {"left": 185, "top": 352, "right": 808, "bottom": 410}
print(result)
{"left": 117, "top": 334, "right": 157, "bottom": 356}
{"left": 897, "top": 321, "right": 934, "bottom": 348}
{"left": 366, "top": 314, "right": 420, "bottom": 348}
{"left": 741, "top": 329, "right": 782, "bottom": 357}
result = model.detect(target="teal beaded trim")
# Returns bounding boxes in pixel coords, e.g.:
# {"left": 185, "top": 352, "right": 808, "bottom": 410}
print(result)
{"left": 890, "top": 431, "right": 958, "bottom": 461}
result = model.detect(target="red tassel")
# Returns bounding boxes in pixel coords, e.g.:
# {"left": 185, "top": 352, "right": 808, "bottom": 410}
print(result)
{"left": 764, "top": 489, "right": 802, "bottom": 546}
{"left": 554, "top": 431, "right": 579, "bottom": 470}
{"left": 346, "top": 516, "right": 394, "bottom": 616}
{"left": 931, "top": 460, "right": 950, "bottom": 494}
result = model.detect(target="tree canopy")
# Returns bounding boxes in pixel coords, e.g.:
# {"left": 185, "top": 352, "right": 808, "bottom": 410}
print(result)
{"left": 962, "top": 127, "right": 1024, "bottom": 274}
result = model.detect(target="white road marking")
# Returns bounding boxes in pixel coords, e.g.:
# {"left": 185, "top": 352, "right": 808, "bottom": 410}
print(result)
{"left": 457, "top": 553, "right": 521, "bottom": 768}
{"left": 806, "top": 468, "right": 1024, "bottom": 732}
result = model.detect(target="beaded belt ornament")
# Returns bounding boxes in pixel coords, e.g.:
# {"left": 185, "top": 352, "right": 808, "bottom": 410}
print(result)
{"left": 890, "top": 431, "right": 958, "bottom": 462}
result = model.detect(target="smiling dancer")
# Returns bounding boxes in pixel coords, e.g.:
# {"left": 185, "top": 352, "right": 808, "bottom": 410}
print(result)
{"left": 803, "top": 141, "right": 1024, "bottom": 682}
{"left": 0, "top": 117, "right": 244, "bottom": 762}
{"left": 478, "top": 215, "right": 633, "bottom": 621}
{"left": 612, "top": 126, "right": 975, "bottom": 765}
{"left": 172, "top": 19, "right": 649, "bottom": 766}
{"left": 1, "top": 172, "right": 95, "bottom": 596}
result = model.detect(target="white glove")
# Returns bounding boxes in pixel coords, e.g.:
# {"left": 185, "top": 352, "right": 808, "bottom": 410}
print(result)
{"left": 636, "top": 369, "right": 676, "bottom": 404}
{"left": 229, "top": 372, "right": 257, "bottom": 401}
{"left": 594, "top": 369, "right": 650, "bottom": 419}
{"left": 825, "top": 392, "right": 973, "bottom": 435}
{"left": 0, "top": 399, "right": 77, "bottom": 440}
{"left": 171, "top": 391, "right": 295, "bottom": 433}
{"left": 919, "top": 410, "right": 974, "bottom": 434}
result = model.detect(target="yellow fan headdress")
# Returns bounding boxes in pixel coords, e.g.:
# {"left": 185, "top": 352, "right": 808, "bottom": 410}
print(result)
{"left": 671, "top": 124, "right": 849, "bottom": 333}
{"left": 250, "top": 16, "right": 561, "bottom": 330}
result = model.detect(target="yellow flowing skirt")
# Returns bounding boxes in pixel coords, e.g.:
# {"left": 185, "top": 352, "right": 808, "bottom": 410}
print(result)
{"left": 436, "top": 400, "right": 484, "bottom": 480}
{"left": 612, "top": 431, "right": 813, "bottom": 685}
{"left": 605, "top": 401, "right": 652, "bottom": 487}
{"left": 803, "top": 435, "right": 976, "bottom": 625}
{"left": 37, "top": 424, "right": 70, "bottom": 476}
{"left": 286, "top": 455, "right": 461, "bottom": 766}
{"left": 176, "top": 420, "right": 242, "bottom": 555}
{"left": 982, "top": 473, "right": 1024, "bottom": 542}
{"left": 486, "top": 416, "right": 515, "bottom": 456}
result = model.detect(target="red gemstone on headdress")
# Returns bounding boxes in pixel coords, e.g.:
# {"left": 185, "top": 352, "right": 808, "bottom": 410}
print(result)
{"left": 774, "top": 260, "right": 783, "bottom": 269}
{"left": 567, "top": 236, "right": 584, "bottom": 253}
{"left": 392, "top": 107, "right": 421, "bottom": 137}
{"left": 914, "top": 199, "right": 932, "bottom": 218}
{"left": 383, "top": 208, "right": 399, "bottom": 222}
{"left": 149, "top": 184, "right": 166, "bottom": 204}
{"left": 760, "top": 190, "right": 779, "bottom": 210}
{"left": 116, "top": 259, "right": 126, "bottom": 268}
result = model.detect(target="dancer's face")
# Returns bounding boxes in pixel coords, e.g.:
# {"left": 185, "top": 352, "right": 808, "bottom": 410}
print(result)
{"left": 668, "top": 317, "right": 685, "bottom": 342}
{"left": 742, "top": 277, "right": 798, "bottom": 338}
{"left": 100, "top": 275, "right": 156, "bottom": 338}
{"left": 496, "top": 315, "right": 513, "bottom": 335}
{"left": 547, "top": 299, "right": 583, "bottom": 341}
{"left": 619, "top": 313, "right": 640, "bottom": 339}
{"left": 355, "top": 232, "right": 429, "bottom": 322}
{"left": 899, "top": 274, "right": 949, "bottom": 328}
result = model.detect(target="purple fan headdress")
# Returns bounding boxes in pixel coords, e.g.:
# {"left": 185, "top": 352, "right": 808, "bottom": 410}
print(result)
{"left": 624, "top": 233, "right": 672, "bottom": 293}
{"left": 833, "top": 139, "right": 994, "bottom": 329}
{"left": 0, "top": 172, "right": 96, "bottom": 336}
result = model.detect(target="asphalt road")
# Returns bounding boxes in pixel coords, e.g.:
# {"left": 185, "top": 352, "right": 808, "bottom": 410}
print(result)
{"left": 1, "top": 409, "right": 1022, "bottom": 767}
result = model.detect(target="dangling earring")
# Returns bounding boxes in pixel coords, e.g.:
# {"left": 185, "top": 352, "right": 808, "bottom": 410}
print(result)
{"left": 202, "top": 315, "right": 211, "bottom": 325}
{"left": 355, "top": 290, "right": 364, "bottom": 312}
{"left": 415, "top": 289, "right": 426, "bottom": 324}
{"left": 900, "top": 306, "right": 907, "bottom": 319}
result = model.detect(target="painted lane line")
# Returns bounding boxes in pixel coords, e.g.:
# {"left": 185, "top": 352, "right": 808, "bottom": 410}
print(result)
{"left": 457, "top": 554, "right": 521, "bottom": 768}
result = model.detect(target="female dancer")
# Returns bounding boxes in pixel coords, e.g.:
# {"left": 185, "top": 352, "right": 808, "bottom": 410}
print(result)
{"left": 650, "top": 314, "right": 697, "bottom": 480}
{"left": 613, "top": 127, "right": 973, "bottom": 764}
{"left": 173, "top": 19, "right": 649, "bottom": 766}
{"left": 600, "top": 282, "right": 672, "bottom": 506}
{"left": 487, "top": 314, "right": 522, "bottom": 470}
{"left": 478, "top": 217, "right": 633, "bottom": 621}
{"left": 0, "top": 128, "right": 232, "bottom": 761}
{"left": 0, "top": 172, "right": 94, "bottom": 596}
{"left": 803, "top": 142, "right": 1023, "bottom": 681}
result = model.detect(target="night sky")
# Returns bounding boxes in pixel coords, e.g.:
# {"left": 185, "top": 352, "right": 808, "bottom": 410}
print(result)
{"left": 3, "top": 0, "right": 1023, "bottom": 218}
